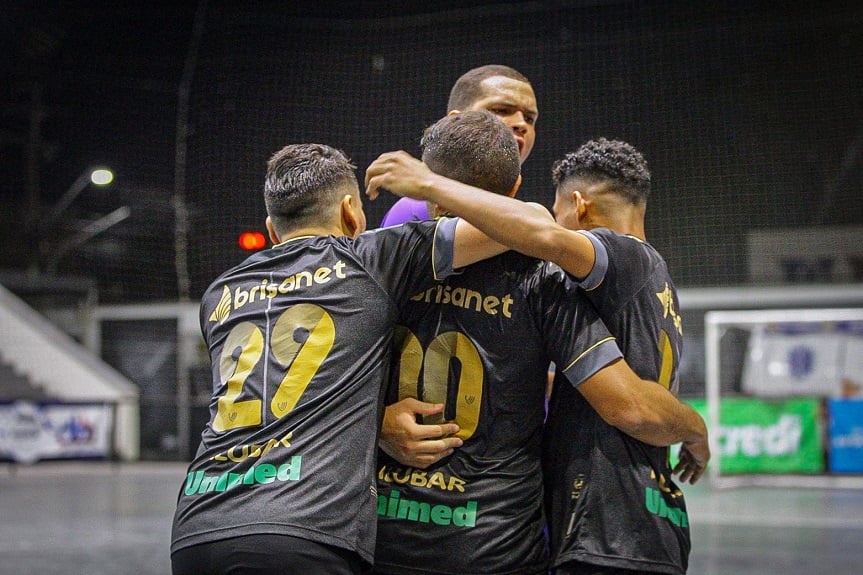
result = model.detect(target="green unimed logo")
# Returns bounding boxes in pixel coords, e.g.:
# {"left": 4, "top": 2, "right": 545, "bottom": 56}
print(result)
{"left": 183, "top": 456, "right": 302, "bottom": 495}
{"left": 377, "top": 490, "right": 478, "bottom": 527}
{"left": 644, "top": 488, "right": 689, "bottom": 527}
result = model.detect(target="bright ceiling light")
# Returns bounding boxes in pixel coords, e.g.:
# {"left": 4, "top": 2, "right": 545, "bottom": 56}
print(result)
{"left": 90, "top": 168, "right": 114, "bottom": 186}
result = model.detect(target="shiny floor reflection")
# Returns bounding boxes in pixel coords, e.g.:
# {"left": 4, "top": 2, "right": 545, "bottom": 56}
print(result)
{"left": 1, "top": 462, "right": 862, "bottom": 575}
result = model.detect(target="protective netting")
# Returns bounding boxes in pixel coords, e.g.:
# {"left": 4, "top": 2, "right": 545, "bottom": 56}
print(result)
{"left": 18, "top": 0, "right": 863, "bottom": 303}
{"left": 121, "top": 2, "right": 863, "bottom": 300}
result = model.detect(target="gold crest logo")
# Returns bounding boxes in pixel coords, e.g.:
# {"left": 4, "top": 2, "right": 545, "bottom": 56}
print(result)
{"left": 209, "top": 285, "right": 232, "bottom": 324}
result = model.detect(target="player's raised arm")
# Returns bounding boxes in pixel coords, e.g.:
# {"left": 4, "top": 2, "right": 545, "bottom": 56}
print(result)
{"left": 365, "top": 151, "right": 523, "bottom": 269}
{"left": 365, "top": 150, "right": 596, "bottom": 279}
{"left": 365, "top": 150, "right": 434, "bottom": 202}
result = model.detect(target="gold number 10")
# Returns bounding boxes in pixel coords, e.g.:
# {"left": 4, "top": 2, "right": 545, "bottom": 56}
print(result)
{"left": 394, "top": 327, "right": 484, "bottom": 441}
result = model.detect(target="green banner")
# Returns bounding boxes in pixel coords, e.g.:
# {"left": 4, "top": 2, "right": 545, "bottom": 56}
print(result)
{"left": 677, "top": 397, "right": 824, "bottom": 474}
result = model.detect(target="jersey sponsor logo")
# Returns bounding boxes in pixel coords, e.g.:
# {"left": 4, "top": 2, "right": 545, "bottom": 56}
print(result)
{"left": 182, "top": 456, "right": 303, "bottom": 496}
{"left": 410, "top": 284, "right": 514, "bottom": 318}
{"left": 655, "top": 282, "right": 683, "bottom": 335}
{"left": 378, "top": 464, "right": 467, "bottom": 492}
{"left": 208, "top": 432, "right": 293, "bottom": 462}
{"left": 377, "top": 489, "right": 478, "bottom": 527}
{"left": 210, "top": 286, "right": 233, "bottom": 324}
{"left": 209, "top": 260, "right": 349, "bottom": 323}
{"left": 644, "top": 487, "right": 689, "bottom": 527}
{"left": 652, "top": 468, "right": 683, "bottom": 499}
{"left": 564, "top": 474, "right": 586, "bottom": 537}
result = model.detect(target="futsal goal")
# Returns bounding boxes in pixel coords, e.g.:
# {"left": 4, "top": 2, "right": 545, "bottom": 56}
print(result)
{"left": 703, "top": 307, "right": 863, "bottom": 489}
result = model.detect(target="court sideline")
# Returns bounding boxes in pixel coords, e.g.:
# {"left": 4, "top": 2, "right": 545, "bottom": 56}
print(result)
{"left": 1, "top": 461, "right": 862, "bottom": 574}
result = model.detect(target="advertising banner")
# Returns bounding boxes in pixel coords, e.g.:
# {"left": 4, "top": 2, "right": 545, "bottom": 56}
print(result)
{"left": 841, "top": 335, "right": 863, "bottom": 397}
{"left": 746, "top": 225, "right": 863, "bottom": 283}
{"left": 0, "top": 401, "right": 113, "bottom": 463}
{"left": 828, "top": 398, "right": 863, "bottom": 473}
{"left": 741, "top": 328, "right": 843, "bottom": 397}
{"left": 741, "top": 321, "right": 863, "bottom": 398}
{"left": 679, "top": 397, "right": 824, "bottom": 474}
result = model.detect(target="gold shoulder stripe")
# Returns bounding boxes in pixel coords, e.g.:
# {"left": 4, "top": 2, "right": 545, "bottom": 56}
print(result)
{"left": 561, "top": 336, "right": 617, "bottom": 372}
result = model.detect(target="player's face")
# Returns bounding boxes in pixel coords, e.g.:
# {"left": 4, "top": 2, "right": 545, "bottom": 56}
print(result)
{"left": 553, "top": 184, "right": 582, "bottom": 231}
{"left": 465, "top": 76, "right": 538, "bottom": 164}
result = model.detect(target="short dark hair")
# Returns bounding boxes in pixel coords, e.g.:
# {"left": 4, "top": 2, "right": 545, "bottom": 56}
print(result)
{"left": 264, "top": 143, "right": 357, "bottom": 234}
{"left": 551, "top": 138, "right": 651, "bottom": 205}
{"left": 420, "top": 110, "right": 520, "bottom": 196}
{"left": 447, "top": 64, "right": 532, "bottom": 112}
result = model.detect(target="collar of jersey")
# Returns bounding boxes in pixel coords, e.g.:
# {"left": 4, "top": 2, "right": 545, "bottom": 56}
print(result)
{"left": 273, "top": 235, "right": 317, "bottom": 248}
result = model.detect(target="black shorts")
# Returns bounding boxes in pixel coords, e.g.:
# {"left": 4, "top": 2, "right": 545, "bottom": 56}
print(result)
{"left": 171, "top": 533, "right": 365, "bottom": 575}
{"left": 554, "top": 561, "right": 660, "bottom": 575}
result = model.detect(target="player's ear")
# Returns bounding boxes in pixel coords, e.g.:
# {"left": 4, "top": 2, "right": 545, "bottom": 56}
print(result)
{"left": 508, "top": 174, "right": 523, "bottom": 198}
{"left": 574, "top": 190, "right": 589, "bottom": 219}
{"left": 265, "top": 216, "right": 280, "bottom": 245}
{"left": 340, "top": 194, "right": 366, "bottom": 237}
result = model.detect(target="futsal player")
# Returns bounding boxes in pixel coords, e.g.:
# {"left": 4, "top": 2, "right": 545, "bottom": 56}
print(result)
{"left": 364, "top": 138, "right": 702, "bottom": 574}
{"left": 542, "top": 139, "right": 694, "bottom": 575}
{"left": 169, "top": 143, "right": 508, "bottom": 575}
{"left": 380, "top": 64, "right": 536, "bottom": 229}
{"left": 365, "top": 111, "right": 708, "bottom": 574}
{"left": 378, "top": 64, "right": 540, "bottom": 469}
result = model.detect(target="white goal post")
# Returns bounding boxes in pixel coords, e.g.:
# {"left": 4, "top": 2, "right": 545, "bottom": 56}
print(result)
{"left": 704, "top": 307, "right": 863, "bottom": 489}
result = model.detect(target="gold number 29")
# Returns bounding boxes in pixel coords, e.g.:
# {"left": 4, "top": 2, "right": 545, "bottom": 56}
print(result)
{"left": 214, "top": 304, "right": 335, "bottom": 432}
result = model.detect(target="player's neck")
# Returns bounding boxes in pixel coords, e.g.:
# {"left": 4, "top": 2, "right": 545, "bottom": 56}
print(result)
{"left": 588, "top": 213, "right": 646, "bottom": 241}
{"left": 277, "top": 225, "right": 349, "bottom": 243}
{"left": 585, "top": 196, "right": 647, "bottom": 241}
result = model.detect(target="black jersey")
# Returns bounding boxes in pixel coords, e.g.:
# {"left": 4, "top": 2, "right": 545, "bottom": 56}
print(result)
{"left": 543, "top": 228, "right": 689, "bottom": 574}
{"left": 170, "top": 219, "right": 458, "bottom": 566}
{"left": 373, "top": 250, "right": 623, "bottom": 575}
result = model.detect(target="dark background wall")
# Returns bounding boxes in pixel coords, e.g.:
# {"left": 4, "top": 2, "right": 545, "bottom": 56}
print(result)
{"left": 3, "top": 1, "right": 862, "bottom": 303}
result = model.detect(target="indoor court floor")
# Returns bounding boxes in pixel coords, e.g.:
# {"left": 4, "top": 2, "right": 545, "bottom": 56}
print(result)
{"left": 1, "top": 461, "right": 862, "bottom": 575}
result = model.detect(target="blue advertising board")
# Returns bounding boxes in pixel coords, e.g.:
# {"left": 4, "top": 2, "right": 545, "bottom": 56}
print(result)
{"left": 828, "top": 398, "right": 863, "bottom": 473}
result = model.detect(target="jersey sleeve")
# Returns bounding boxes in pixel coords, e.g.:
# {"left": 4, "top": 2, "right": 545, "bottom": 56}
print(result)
{"left": 555, "top": 302, "right": 623, "bottom": 388}
{"left": 380, "top": 197, "right": 431, "bottom": 227}
{"left": 431, "top": 217, "right": 457, "bottom": 279}
{"left": 535, "top": 263, "right": 623, "bottom": 387}
{"left": 351, "top": 218, "right": 456, "bottom": 304}
{"left": 574, "top": 230, "right": 608, "bottom": 291}
{"left": 575, "top": 228, "right": 660, "bottom": 318}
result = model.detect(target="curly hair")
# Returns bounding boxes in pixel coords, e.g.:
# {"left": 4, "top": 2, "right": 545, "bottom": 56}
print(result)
{"left": 551, "top": 138, "right": 651, "bottom": 206}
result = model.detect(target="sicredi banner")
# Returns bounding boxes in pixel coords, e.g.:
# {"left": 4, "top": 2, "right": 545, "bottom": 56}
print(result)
{"left": 0, "top": 401, "right": 113, "bottom": 463}
{"left": 682, "top": 398, "right": 824, "bottom": 474}
{"left": 828, "top": 398, "right": 863, "bottom": 473}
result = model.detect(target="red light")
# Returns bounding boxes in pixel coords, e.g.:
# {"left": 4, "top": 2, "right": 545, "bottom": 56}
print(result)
{"left": 238, "top": 231, "right": 267, "bottom": 251}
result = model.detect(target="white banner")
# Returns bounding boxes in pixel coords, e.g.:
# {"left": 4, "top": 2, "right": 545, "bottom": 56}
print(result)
{"left": 843, "top": 336, "right": 863, "bottom": 397}
{"left": 742, "top": 324, "right": 862, "bottom": 398}
{"left": 0, "top": 401, "right": 114, "bottom": 463}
